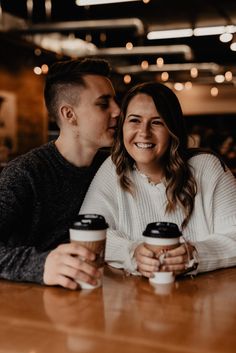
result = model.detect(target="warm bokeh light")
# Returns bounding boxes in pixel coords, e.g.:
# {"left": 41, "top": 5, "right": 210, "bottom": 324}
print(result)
{"left": 143, "top": 0, "right": 150, "bottom": 3}
{"left": 141, "top": 60, "right": 149, "bottom": 70}
{"left": 100, "top": 32, "right": 107, "bottom": 42}
{"left": 85, "top": 33, "right": 92, "bottom": 42}
{"left": 34, "top": 48, "right": 42, "bottom": 56}
{"left": 211, "top": 87, "right": 218, "bottom": 97}
{"left": 225, "top": 71, "right": 233, "bottom": 81}
{"left": 126, "top": 42, "right": 133, "bottom": 50}
{"left": 214, "top": 74, "right": 225, "bottom": 83}
{"left": 33, "top": 66, "right": 42, "bottom": 75}
{"left": 190, "top": 67, "right": 198, "bottom": 78}
{"left": 185, "top": 81, "right": 192, "bottom": 90}
{"left": 156, "top": 57, "right": 164, "bottom": 68}
{"left": 123, "top": 74, "right": 132, "bottom": 84}
{"left": 174, "top": 82, "right": 184, "bottom": 91}
{"left": 161, "top": 72, "right": 169, "bottom": 81}
{"left": 219, "top": 32, "right": 233, "bottom": 43}
{"left": 41, "top": 64, "right": 49, "bottom": 74}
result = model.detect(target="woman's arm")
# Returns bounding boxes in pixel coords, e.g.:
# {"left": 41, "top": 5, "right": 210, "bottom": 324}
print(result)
{"left": 80, "top": 157, "right": 149, "bottom": 273}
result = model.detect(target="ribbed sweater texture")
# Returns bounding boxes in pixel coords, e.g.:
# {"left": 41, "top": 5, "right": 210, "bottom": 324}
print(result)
{"left": 80, "top": 154, "right": 236, "bottom": 274}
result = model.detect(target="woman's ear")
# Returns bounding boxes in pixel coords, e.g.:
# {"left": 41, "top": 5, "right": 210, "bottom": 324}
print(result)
{"left": 60, "top": 105, "right": 77, "bottom": 124}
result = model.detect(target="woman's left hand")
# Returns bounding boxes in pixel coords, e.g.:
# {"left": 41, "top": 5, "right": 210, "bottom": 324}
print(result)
{"left": 160, "top": 243, "right": 196, "bottom": 275}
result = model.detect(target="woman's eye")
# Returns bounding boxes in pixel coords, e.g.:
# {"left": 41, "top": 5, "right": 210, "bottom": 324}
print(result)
{"left": 152, "top": 120, "right": 163, "bottom": 125}
{"left": 129, "top": 118, "right": 140, "bottom": 123}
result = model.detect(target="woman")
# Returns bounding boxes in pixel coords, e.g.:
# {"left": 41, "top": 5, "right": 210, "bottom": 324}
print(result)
{"left": 80, "top": 82, "right": 236, "bottom": 278}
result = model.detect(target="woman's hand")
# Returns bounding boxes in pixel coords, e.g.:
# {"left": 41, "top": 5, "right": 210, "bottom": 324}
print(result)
{"left": 161, "top": 243, "right": 197, "bottom": 275}
{"left": 134, "top": 243, "right": 160, "bottom": 278}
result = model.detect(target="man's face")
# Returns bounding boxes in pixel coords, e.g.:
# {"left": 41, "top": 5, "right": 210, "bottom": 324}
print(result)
{"left": 72, "top": 74, "right": 120, "bottom": 149}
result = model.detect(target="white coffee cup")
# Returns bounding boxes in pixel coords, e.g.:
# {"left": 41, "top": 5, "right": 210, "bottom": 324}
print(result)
{"left": 143, "top": 221, "right": 181, "bottom": 284}
{"left": 69, "top": 214, "right": 108, "bottom": 290}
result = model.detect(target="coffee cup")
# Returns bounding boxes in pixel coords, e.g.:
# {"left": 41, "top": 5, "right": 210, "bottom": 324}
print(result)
{"left": 69, "top": 214, "right": 108, "bottom": 289}
{"left": 143, "top": 221, "right": 181, "bottom": 284}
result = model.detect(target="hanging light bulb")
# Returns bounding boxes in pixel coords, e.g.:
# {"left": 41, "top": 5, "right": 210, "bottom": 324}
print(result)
{"left": 141, "top": 60, "right": 149, "bottom": 70}
{"left": 219, "top": 32, "right": 233, "bottom": 43}
{"left": 156, "top": 57, "right": 164, "bottom": 68}
{"left": 161, "top": 72, "right": 169, "bottom": 81}
{"left": 225, "top": 71, "right": 233, "bottom": 81}
{"left": 230, "top": 34, "right": 236, "bottom": 51}
{"left": 219, "top": 26, "right": 234, "bottom": 43}
{"left": 211, "top": 87, "right": 218, "bottom": 97}
{"left": 190, "top": 67, "right": 198, "bottom": 78}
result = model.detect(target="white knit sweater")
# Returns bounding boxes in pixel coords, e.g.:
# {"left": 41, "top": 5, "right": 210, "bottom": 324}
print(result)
{"left": 80, "top": 154, "right": 236, "bottom": 274}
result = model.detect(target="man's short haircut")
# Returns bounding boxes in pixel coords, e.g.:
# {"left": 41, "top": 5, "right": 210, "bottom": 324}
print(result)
{"left": 44, "top": 58, "right": 111, "bottom": 124}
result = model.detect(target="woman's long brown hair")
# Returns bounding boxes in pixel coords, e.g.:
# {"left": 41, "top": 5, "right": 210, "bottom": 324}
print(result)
{"left": 112, "top": 82, "right": 200, "bottom": 229}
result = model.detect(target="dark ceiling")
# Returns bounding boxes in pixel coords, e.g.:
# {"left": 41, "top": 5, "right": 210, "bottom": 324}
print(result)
{"left": 1, "top": 0, "right": 236, "bottom": 85}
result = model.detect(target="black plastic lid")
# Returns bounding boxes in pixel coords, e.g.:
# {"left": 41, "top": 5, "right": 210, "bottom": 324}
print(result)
{"left": 143, "top": 221, "right": 181, "bottom": 238}
{"left": 72, "top": 214, "right": 108, "bottom": 230}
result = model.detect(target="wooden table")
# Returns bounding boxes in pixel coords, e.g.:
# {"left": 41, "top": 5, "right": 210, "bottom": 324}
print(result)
{"left": 0, "top": 266, "right": 236, "bottom": 353}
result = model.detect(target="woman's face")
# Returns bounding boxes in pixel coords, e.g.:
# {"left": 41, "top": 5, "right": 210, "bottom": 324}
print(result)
{"left": 123, "top": 93, "right": 170, "bottom": 173}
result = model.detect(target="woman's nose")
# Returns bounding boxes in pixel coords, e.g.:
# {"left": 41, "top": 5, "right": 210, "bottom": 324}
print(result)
{"left": 139, "top": 122, "right": 151, "bottom": 136}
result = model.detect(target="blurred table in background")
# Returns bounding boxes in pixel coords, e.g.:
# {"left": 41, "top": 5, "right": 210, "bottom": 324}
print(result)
{"left": 0, "top": 266, "right": 236, "bottom": 353}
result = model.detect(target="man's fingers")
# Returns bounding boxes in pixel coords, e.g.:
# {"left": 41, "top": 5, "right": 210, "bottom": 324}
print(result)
{"left": 57, "top": 243, "right": 96, "bottom": 261}
{"left": 56, "top": 275, "right": 78, "bottom": 290}
{"left": 62, "top": 256, "right": 101, "bottom": 279}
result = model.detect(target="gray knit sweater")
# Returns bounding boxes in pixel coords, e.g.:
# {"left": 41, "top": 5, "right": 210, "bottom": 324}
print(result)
{"left": 0, "top": 141, "right": 108, "bottom": 284}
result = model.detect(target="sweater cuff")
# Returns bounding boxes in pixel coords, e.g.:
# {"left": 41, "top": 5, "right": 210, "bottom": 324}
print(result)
{"left": 26, "top": 250, "right": 50, "bottom": 284}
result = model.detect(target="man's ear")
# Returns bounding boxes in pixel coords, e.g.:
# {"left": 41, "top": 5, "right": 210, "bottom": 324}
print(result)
{"left": 60, "top": 105, "right": 77, "bottom": 124}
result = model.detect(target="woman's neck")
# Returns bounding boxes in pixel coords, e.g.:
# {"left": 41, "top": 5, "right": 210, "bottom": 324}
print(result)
{"left": 134, "top": 164, "right": 165, "bottom": 184}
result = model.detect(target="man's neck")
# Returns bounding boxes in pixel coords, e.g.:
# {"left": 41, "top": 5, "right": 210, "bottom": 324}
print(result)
{"left": 55, "top": 136, "right": 97, "bottom": 168}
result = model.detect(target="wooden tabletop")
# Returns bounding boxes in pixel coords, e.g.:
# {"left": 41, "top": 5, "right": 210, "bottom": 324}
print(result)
{"left": 0, "top": 266, "right": 236, "bottom": 353}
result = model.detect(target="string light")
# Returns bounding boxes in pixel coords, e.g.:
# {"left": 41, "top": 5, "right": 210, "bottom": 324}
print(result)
{"left": 100, "top": 32, "right": 107, "bottom": 42}
{"left": 124, "top": 74, "right": 132, "bottom": 84}
{"left": 126, "top": 42, "right": 133, "bottom": 50}
{"left": 185, "top": 81, "right": 192, "bottom": 90}
{"left": 141, "top": 60, "right": 149, "bottom": 70}
{"left": 85, "top": 33, "right": 92, "bottom": 42}
{"left": 225, "top": 71, "right": 233, "bottom": 81}
{"left": 190, "top": 67, "right": 198, "bottom": 78}
{"left": 156, "top": 57, "right": 164, "bottom": 68}
{"left": 174, "top": 82, "right": 184, "bottom": 91}
{"left": 41, "top": 64, "right": 49, "bottom": 74}
{"left": 219, "top": 32, "right": 233, "bottom": 43}
{"left": 161, "top": 72, "right": 169, "bottom": 81}
{"left": 214, "top": 75, "right": 225, "bottom": 83}
{"left": 211, "top": 87, "right": 218, "bottom": 97}
{"left": 33, "top": 67, "right": 42, "bottom": 75}
{"left": 34, "top": 48, "right": 42, "bottom": 56}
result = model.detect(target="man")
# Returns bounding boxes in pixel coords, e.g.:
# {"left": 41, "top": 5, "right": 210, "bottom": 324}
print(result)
{"left": 0, "top": 58, "right": 120, "bottom": 290}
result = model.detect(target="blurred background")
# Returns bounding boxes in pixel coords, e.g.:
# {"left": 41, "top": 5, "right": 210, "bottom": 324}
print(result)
{"left": 0, "top": 0, "right": 236, "bottom": 173}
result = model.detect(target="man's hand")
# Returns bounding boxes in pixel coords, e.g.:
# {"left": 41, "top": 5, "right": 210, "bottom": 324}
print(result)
{"left": 43, "top": 243, "right": 101, "bottom": 290}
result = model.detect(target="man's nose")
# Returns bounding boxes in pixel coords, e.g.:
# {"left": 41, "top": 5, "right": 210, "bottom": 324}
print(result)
{"left": 111, "top": 100, "right": 120, "bottom": 118}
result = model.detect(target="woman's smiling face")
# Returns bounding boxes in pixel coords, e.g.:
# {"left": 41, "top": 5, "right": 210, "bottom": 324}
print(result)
{"left": 123, "top": 93, "right": 170, "bottom": 173}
